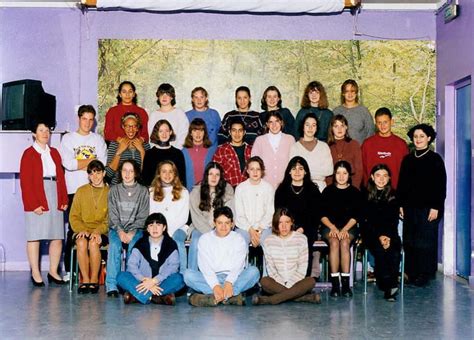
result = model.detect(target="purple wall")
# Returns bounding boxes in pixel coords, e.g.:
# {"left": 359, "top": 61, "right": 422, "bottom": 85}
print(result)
{"left": 0, "top": 7, "right": 435, "bottom": 268}
{"left": 436, "top": 0, "right": 474, "bottom": 286}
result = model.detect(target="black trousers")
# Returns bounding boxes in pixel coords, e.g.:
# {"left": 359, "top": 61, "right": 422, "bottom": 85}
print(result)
{"left": 369, "top": 238, "right": 401, "bottom": 291}
{"left": 403, "top": 206, "right": 440, "bottom": 279}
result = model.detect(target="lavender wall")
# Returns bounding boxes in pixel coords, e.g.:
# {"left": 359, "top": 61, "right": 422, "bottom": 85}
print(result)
{"left": 0, "top": 7, "right": 435, "bottom": 269}
{"left": 435, "top": 0, "right": 474, "bottom": 286}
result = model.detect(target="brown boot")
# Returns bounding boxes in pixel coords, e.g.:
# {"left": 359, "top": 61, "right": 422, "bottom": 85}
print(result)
{"left": 151, "top": 293, "right": 176, "bottom": 305}
{"left": 188, "top": 293, "right": 218, "bottom": 307}
{"left": 224, "top": 294, "right": 245, "bottom": 306}
{"left": 123, "top": 292, "right": 138, "bottom": 304}
{"left": 251, "top": 295, "right": 271, "bottom": 305}
{"left": 294, "top": 293, "right": 321, "bottom": 304}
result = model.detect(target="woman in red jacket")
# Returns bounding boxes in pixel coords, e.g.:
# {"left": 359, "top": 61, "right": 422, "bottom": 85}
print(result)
{"left": 20, "top": 121, "right": 69, "bottom": 287}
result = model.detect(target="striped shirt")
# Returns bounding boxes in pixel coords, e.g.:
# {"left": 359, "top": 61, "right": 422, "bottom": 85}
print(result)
{"left": 263, "top": 232, "right": 308, "bottom": 288}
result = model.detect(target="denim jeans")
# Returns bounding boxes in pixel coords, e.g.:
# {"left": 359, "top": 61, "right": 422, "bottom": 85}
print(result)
{"left": 172, "top": 229, "right": 187, "bottom": 273}
{"left": 117, "top": 271, "right": 185, "bottom": 304}
{"left": 188, "top": 229, "right": 203, "bottom": 271}
{"left": 184, "top": 266, "right": 260, "bottom": 295}
{"left": 106, "top": 229, "right": 143, "bottom": 292}
{"left": 234, "top": 227, "right": 271, "bottom": 246}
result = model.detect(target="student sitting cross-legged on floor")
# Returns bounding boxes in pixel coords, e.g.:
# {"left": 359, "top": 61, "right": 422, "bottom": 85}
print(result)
{"left": 117, "top": 213, "right": 185, "bottom": 305}
{"left": 184, "top": 206, "right": 260, "bottom": 307}
{"left": 252, "top": 208, "right": 321, "bottom": 305}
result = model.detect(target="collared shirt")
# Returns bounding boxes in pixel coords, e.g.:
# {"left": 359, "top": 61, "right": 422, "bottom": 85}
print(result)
{"left": 33, "top": 142, "right": 56, "bottom": 176}
{"left": 267, "top": 132, "right": 282, "bottom": 153}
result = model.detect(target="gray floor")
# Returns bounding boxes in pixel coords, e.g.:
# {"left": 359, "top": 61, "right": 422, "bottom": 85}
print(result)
{"left": 0, "top": 272, "right": 473, "bottom": 339}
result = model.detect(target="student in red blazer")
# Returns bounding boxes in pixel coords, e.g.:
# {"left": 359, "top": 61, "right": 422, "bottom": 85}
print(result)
{"left": 20, "top": 121, "right": 68, "bottom": 287}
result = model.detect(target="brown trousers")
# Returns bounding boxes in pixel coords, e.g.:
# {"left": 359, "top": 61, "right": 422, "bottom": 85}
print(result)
{"left": 259, "top": 276, "right": 316, "bottom": 305}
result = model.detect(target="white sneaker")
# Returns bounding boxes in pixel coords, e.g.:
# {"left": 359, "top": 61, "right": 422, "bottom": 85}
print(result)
{"left": 62, "top": 272, "right": 70, "bottom": 282}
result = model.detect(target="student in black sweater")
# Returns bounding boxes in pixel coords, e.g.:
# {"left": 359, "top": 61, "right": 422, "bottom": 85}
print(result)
{"left": 320, "top": 160, "right": 362, "bottom": 298}
{"left": 398, "top": 124, "right": 446, "bottom": 287}
{"left": 361, "top": 164, "right": 401, "bottom": 301}
{"left": 275, "top": 156, "right": 322, "bottom": 277}
{"left": 142, "top": 120, "right": 186, "bottom": 187}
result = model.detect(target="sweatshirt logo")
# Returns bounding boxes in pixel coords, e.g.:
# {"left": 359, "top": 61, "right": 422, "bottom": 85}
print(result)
{"left": 377, "top": 151, "right": 392, "bottom": 159}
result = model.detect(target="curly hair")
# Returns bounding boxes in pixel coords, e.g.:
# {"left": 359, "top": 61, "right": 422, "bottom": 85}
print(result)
{"left": 199, "top": 162, "right": 228, "bottom": 212}
{"left": 301, "top": 81, "right": 329, "bottom": 109}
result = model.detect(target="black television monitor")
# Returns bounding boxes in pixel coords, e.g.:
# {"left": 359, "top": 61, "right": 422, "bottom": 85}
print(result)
{"left": 1, "top": 79, "right": 56, "bottom": 130}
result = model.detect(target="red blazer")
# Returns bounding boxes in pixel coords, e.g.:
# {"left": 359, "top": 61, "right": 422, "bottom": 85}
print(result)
{"left": 104, "top": 103, "right": 149, "bottom": 142}
{"left": 20, "top": 146, "right": 68, "bottom": 212}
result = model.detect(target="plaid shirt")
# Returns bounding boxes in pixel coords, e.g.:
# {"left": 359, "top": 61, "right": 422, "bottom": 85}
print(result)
{"left": 212, "top": 143, "right": 252, "bottom": 187}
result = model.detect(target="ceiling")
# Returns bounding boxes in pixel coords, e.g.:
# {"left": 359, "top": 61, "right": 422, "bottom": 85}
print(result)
{"left": 0, "top": 0, "right": 447, "bottom": 10}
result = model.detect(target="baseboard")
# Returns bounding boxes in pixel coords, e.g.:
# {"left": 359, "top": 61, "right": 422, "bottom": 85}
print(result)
{"left": 2, "top": 259, "right": 52, "bottom": 271}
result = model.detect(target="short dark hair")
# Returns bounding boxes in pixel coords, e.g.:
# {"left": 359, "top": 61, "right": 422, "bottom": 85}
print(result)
{"left": 156, "top": 83, "right": 176, "bottom": 106}
{"left": 228, "top": 118, "right": 245, "bottom": 132}
{"left": 271, "top": 208, "right": 295, "bottom": 235}
{"left": 87, "top": 160, "right": 105, "bottom": 174}
{"left": 144, "top": 212, "right": 171, "bottom": 238}
{"left": 78, "top": 105, "right": 96, "bottom": 118}
{"left": 332, "top": 160, "right": 352, "bottom": 185}
{"left": 407, "top": 123, "right": 436, "bottom": 144}
{"left": 213, "top": 206, "right": 233, "bottom": 221}
{"left": 375, "top": 107, "right": 392, "bottom": 119}
{"left": 30, "top": 121, "right": 51, "bottom": 133}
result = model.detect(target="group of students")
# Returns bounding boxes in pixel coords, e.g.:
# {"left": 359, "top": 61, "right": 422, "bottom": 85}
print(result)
{"left": 19, "top": 78, "right": 446, "bottom": 306}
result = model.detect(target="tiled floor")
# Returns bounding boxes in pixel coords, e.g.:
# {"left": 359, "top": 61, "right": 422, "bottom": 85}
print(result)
{"left": 0, "top": 272, "right": 473, "bottom": 339}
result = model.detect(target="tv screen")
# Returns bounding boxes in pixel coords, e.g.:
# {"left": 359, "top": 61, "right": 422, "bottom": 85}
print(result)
{"left": 2, "top": 84, "right": 25, "bottom": 120}
{"left": 1, "top": 79, "right": 56, "bottom": 130}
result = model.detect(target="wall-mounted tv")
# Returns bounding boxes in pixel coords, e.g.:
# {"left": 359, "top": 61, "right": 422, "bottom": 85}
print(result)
{"left": 1, "top": 79, "right": 56, "bottom": 131}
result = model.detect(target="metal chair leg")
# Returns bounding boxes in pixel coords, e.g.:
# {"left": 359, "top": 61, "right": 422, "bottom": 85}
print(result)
{"left": 363, "top": 248, "right": 368, "bottom": 294}
{"left": 69, "top": 246, "right": 74, "bottom": 292}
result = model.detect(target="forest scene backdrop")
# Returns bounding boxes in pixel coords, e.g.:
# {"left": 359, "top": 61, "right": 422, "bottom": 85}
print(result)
{"left": 98, "top": 39, "right": 436, "bottom": 139}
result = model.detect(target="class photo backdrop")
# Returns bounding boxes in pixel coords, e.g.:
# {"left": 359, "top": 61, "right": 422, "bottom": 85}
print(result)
{"left": 98, "top": 39, "right": 436, "bottom": 139}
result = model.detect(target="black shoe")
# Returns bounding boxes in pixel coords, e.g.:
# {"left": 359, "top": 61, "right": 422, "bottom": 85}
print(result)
{"left": 31, "top": 275, "right": 45, "bottom": 287}
{"left": 88, "top": 284, "right": 99, "bottom": 294}
{"left": 78, "top": 284, "right": 90, "bottom": 294}
{"left": 341, "top": 276, "right": 353, "bottom": 297}
{"left": 107, "top": 290, "right": 119, "bottom": 298}
{"left": 330, "top": 275, "right": 341, "bottom": 297}
{"left": 47, "top": 273, "right": 66, "bottom": 285}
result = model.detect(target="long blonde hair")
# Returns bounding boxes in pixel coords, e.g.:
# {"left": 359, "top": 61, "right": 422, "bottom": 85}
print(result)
{"left": 150, "top": 160, "right": 184, "bottom": 202}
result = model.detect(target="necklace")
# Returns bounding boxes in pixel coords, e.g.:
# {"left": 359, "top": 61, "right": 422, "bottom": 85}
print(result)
{"left": 90, "top": 185, "right": 106, "bottom": 209}
{"left": 290, "top": 184, "right": 304, "bottom": 195}
{"left": 334, "top": 140, "right": 346, "bottom": 160}
{"left": 415, "top": 149, "right": 429, "bottom": 158}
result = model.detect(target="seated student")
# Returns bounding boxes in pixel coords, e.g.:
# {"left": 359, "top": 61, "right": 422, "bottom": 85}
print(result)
{"left": 106, "top": 159, "right": 150, "bottom": 297}
{"left": 361, "top": 164, "right": 401, "bottom": 302}
{"left": 234, "top": 156, "right": 274, "bottom": 247}
{"left": 189, "top": 162, "right": 235, "bottom": 270}
{"left": 106, "top": 113, "right": 150, "bottom": 185}
{"left": 104, "top": 81, "right": 149, "bottom": 143}
{"left": 252, "top": 208, "right": 320, "bottom": 305}
{"left": 117, "top": 213, "right": 185, "bottom": 305}
{"left": 184, "top": 207, "right": 260, "bottom": 307}
{"left": 212, "top": 119, "right": 252, "bottom": 188}
{"left": 320, "top": 161, "right": 362, "bottom": 298}
{"left": 142, "top": 119, "right": 186, "bottom": 187}
{"left": 149, "top": 160, "right": 189, "bottom": 273}
{"left": 275, "top": 156, "right": 322, "bottom": 277}
{"left": 69, "top": 160, "right": 109, "bottom": 294}
{"left": 182, "top": 118, "right": 217, "bottom": 191}
{"left": 185, "top": 87, "right": 221, "bottom": 147}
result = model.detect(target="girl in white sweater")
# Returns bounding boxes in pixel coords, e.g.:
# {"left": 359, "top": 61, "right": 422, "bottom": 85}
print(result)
{"left": 149, "top": 160, "right": 189, "bottom": 272}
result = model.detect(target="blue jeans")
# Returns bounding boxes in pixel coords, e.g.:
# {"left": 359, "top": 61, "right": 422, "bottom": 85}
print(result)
{"left": 117, "top": 271, "right": 185, "bottom": 304}
{"left": 235, "top": 227, "right": 272, "bottom": 246}
{"left": 172, "top": 229, "right": 187, "bottom": 273}
{"left": 188, "top": 229, "right": 203, "bottom": 271}
{"left": 106, "top": 229, "right": 143, "bottom": 292}
{"left": 184, "top": 266, "right": 260, "bottom": 295}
